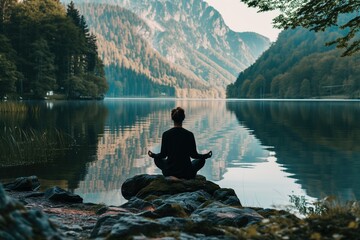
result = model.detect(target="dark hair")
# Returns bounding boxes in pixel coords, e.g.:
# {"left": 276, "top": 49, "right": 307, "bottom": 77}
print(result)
{"left": 171, "top": 107, "right": 185, "bottom": 124}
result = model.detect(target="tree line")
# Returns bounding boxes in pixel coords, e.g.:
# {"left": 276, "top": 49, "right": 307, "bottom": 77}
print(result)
{"left": 106, "top": 63, "right": 175, "bottom": 97}
{"left": 0, "top": 0, "right": 108, "bottom": 99}
{"left": 240, "top": 0, "right": 360, "bottom": 56}
{"left": 227, "top": 23, "right": 360, "bottom": 99}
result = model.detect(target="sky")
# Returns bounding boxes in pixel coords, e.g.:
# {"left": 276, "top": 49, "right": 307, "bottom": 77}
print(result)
{"left": 204, "top": 0, "right": 281, "bottom": 42}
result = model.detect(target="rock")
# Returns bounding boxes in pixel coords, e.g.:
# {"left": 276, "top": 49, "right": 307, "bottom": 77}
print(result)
{"left": 121, "top": 197, "right": 155, "bottom": 212}
{"left": 0, "top": 184, "right": 63, "bottom": 239}
{"left": 63, "top": 224, "right": 83, "bottom": 232}
{"left": 65, "top": 231, "right": 80, "bottom": 237}
{"left": 96, "top": 206, "right": 109, "bottom": 215}
{"left": 121, "top": 174, "right": 220, "bottom": 200}
{"left": 1, "top": 174, "right": 264, "bottom": 239}
{"left": 191, "top": 202, "right": 263, "bottom": 228}
{"left": 213, "top": 188, "right": 242, "bottom": 206}
{"left": 155, "top": 216, "right": 190, "bottom": 230}
{"left": 91, "top": 213, "right": 164, "bottom": 239}
{"left": 89, "top": 174, "right": 261, "bottom": 239}
{"left": 3, "top": 176, "right": 40, "bottom": 191}
{"left": 158, "top": 190, "right": 212, "bottom": 214}
{"left": 24, "top": 192, "right": 45, "bottom": 198}
{"left": 121, "top": 174, "right": 161, "bottom": 200}
{"left": 0, "top": 185, "right": 11, "bottom": 208}
{"left": 44, "top": 186, "right": 83, "bottom": 203}
{"left": 139, "top": 202, "right": 189, "bottom": 218}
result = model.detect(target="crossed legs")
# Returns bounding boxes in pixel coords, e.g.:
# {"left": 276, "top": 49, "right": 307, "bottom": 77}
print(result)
{"left": 154, "top": 158, "right": 205, "bottom": 179}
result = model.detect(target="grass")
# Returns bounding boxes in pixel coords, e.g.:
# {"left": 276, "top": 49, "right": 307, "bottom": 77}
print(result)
{"left": 0, "top": 101, "right": 40, "bottom": 114}
{"left": 0, "top": 102, "right": 28, "bottom": 112}
{"left": 0, "top": 102, "right": 71, "bottom": 166}
{"left": 0, "top": 126, "right": 76, "bottom": 167}
{"left": 288, "top": 195, "right": 360, "bottom": 218}
{"left": 231, "top": 195, "right": 360, "bottom": 239}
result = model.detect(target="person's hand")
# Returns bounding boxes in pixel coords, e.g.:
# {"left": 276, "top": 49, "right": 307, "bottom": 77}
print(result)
{"left": 148, "top": 150, "right": 155, "bottom": 158}
{"left": 205, "top": 151, "right": 212, "bottom": 159}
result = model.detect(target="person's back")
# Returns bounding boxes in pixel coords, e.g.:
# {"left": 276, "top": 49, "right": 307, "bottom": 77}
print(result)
{"left": 160, "top": 127, "right": 197, "bottom": 178}
{"left": 148, "top": 107, "right": 212, "bottom": 179}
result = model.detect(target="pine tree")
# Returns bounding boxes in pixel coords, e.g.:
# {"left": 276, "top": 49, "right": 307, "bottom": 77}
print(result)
{"left": 0, "top": 34, "right": 21, "bottom": 97}
{"left": 29, "top": 38, "right": 56, "bottom": 98}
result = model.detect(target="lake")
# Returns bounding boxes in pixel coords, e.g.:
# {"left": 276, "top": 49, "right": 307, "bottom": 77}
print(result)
{"left": 1, "top": 99, "right": 359, "bottom": 208}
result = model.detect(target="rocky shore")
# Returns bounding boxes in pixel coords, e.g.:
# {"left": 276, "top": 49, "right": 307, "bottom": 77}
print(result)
{"left": 1, "top": 175, "right": 360, "bottom": 239}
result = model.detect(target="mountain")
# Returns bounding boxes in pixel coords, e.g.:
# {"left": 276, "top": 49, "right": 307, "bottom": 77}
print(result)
{"left": 227, "top": 21, "right": 360, "bottom": 99}
{"left": 64, "top": 0, "right": 271, "bottom": 98}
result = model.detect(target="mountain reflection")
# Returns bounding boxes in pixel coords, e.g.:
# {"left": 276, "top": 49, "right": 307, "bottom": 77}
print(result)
{"left": 75, "top": 99, "right": 269, "bottom": 205}
{"left": 76, "top": 100, "right": 175, "bottom": 204}
{"left": 4, "top": 100, "right": 357, "bottom": 206}
{"left": 227, "top": 100, "right": 360, "bottom": 201}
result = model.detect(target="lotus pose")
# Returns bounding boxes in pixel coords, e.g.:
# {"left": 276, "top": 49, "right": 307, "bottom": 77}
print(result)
{"left": 148, "top": 107, "right": 212, "bottom": 180}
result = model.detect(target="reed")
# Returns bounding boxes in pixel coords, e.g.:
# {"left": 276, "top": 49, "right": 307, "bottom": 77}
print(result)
{"left": 289, "top": 194, "right": 360, "bottom": 217}
{"left": 0, "top": 126, "right": 76, "bottom": 167}
{"left": 0, "top": 102, "right": 28, "bottom": 112}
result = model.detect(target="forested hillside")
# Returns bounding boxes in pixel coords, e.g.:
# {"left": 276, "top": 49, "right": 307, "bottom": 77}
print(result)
{"left": 0, "top": 0, "right": 108, "bottom": 99}
{"left": 68, "top": 0, "right": 271, "bottom": 98}
{"left": 227, "top": 24, "right": 360, "bottom": 99}
{"left": 77, "top": 4, "right": 204, "bottom": 97}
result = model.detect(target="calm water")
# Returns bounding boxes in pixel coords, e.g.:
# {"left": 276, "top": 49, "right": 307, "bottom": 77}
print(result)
{"left": 1, "top": 99, "right": 360, "bottom": 208}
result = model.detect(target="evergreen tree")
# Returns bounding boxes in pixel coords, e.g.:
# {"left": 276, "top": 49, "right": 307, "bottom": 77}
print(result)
{"left": 0, "top": 54, "right": 18, "bottom": 97}
{"left": 86, "top": 33, "right": 98, "bottom": 72}
{"left": 0, "top": 34, "right": 21, "bottom": 97}
{"left": 66, "top": 1, "right": 81, "bottom": 27}
{"left": 227, "top": 25, "right": 360, "bottom": 99}
{"left": 240, "top": 0, "right": 360, "bottom": 56}
{"left": 29, "top": 38, "right": 56, "bottom": 98}
{"left": 0, "top": 0, "right": 108, "bottom": 99}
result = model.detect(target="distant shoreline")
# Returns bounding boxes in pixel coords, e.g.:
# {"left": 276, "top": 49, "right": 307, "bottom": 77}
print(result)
{"left": 104, "top": 97, "right": 360, "bottom": 102}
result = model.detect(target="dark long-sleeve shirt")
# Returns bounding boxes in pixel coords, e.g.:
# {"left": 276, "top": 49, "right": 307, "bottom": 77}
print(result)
{"left": 153, "top": 127, "right": 206, "bottom": 178}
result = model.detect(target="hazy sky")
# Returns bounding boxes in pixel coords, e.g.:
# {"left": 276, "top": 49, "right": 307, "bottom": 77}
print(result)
{"left": 204, "top": 0, "right": 281, "bottom": 41}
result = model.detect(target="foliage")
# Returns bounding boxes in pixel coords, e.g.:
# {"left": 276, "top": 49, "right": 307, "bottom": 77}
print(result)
{"left": 76, "top": 3, "right": 196, "bottom": 97}
{"left": 0, "top": 0, "right": 108, "bottom": 99}
{"left": 106, "top": 64, "right": 175, "bottom": 97}
{"left": 0, "top": 126, "right": 75, "bottom": 166}
{"left": 227, "top": 26, "right": 360, "bottom": 99}
{"left": 0, "top": 34, "right": 22, "bottom": 97}
{"left": 289, "top": 195, "right": 327, "bottom": 216}
{"left": 75, "top": 1, "right": 271, "bottom": 98}
{"left": 240, "top": 0, "right": 360, "bottom": 56}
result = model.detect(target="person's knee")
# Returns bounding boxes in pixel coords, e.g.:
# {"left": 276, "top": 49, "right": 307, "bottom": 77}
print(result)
{"left": 154, "top": 158, "right": 166, "bottom": 170}
{"left": 191, "top": 159, "right": 205, "bottom": 172}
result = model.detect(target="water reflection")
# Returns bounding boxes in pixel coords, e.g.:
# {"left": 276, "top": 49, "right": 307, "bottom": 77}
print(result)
{"left": 75, "top": 99, "right": 175, "bottom": 204}
{"left": 1, "top": 100, "right": 359, "bottom": 208}
{"left": 75, "top": 99, "right": 296, "bottom": 206}
{"left": 0, "top": 101, "right": 108, "bottom": 190}
{"left": 227, "top": 100, "right": 360, "bottom": 202}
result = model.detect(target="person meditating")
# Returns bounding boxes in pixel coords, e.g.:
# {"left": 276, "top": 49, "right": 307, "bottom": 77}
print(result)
{"left": 148, "top": 107, "right": 212, "bottom": 180}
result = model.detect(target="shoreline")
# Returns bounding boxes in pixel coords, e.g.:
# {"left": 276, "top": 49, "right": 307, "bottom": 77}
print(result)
{"left": 2, "top": 175, "right": 360, "bottom": 239}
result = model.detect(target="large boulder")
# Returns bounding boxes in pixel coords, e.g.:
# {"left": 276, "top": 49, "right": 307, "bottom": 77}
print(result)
{"left": 89, "top": 174, "right": 262, "bottom": 239}
{"left": 0, "top": 184, "right": 62, "bottom": 239}
{"left": 121, "top": 174, "right": 221, "bottom": 200}
{"left": 121, "top": 174, "right": 161, "bottom": 200}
